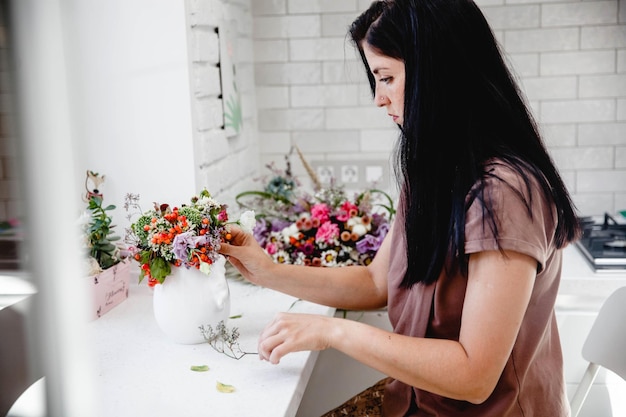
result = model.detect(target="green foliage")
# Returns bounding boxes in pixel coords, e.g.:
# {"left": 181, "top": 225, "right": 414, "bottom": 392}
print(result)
{"left": 149, "top": 256, "right": 170, "bottom": 284}
{"left": 87, "top": 195, "right": 121, "bottom": 270}
{"left": 178, "top": 206, "right": 203, "bottom": 227}
{"left": 224, "top": 80, "right": 243, "bottom": 133}
{"left": 135, "top": 250, "right": 171, "bottom": 284}
{"left": 131, "top": 214, "right": 152, "bottom": 245}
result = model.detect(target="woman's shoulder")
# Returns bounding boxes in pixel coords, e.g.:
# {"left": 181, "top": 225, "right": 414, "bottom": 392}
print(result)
{"left": 483, "top": 157, "right": 530, "bottom": 180}
{"left": 480, "top": 157, "right": 544, "bottom": 199}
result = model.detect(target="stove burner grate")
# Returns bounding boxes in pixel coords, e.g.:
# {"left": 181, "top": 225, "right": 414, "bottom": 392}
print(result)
{"left": 575, "top": 213, "right": 626, "bottom": 271}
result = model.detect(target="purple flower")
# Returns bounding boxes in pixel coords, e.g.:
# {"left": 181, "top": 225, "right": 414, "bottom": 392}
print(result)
{"left": 172, "top": 231, "right": 207, "bottom": 261}
{"left": 374, "top": 221, "right": 390, "bottom": 237}
{"left": 301, "top": 242, "right": 315, "bottom": 256}
{"left": 253, "top": 220, "right": 269, "bottom": 243}
{"left": 356, "top": 234, "right": 382, "bottom": 254}
{"left": 270, "top": 218, "right": 291, "bottom": 232}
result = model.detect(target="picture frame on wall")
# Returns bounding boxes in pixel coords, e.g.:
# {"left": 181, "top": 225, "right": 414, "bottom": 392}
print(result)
{"left": 217, "top": 26, "right": 242, "bottom": 137}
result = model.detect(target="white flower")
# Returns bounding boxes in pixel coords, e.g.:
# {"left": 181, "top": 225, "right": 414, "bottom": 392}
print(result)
{"left": 320, "top": 250, "right": 338, "bottom": 267}
{"left": 199, "top": 261, "right": 212, "bottom": 275}
{"left": 273, "top": 250, "right": 291, "bottom": 264}
{"left": 238, "top": 210, "right": 256, "bottom": 234}
{"left": 281, "top": 224, "right": 299, "bottom": 244}
{"left": 347, "top": 216, "right": 371, "bottom": 237}
{"left": 197, "top": 196, "right": 220, "bottom": 209}
{"left": 351, "top": 223, "right": 368, "bottom": 237}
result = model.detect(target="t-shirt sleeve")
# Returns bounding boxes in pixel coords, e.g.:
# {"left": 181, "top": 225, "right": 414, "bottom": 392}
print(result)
{"left": 464, "top": 164, "right": 557, "bottom": 272}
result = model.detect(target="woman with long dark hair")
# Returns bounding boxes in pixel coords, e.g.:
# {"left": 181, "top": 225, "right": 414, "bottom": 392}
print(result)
{"left": 221, "top": 1, "right": 580, "bottom": 415}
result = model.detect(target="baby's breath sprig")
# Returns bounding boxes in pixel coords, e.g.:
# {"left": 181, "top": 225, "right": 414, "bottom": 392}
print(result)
{"left": 199, "top": 321, "right": 257, "bottom": 360}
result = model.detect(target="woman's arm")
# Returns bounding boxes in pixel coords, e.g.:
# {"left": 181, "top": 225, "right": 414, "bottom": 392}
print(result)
{"left": 219, "top": 225, "right": 392, "bottom": 310}
{"left": 258, "top": 249, "right": 536, "bottom": 404}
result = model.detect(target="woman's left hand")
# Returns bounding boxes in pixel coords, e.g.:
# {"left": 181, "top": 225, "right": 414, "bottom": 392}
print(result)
{"left": 258, "top": 312, "right": 337, "bottom": 364}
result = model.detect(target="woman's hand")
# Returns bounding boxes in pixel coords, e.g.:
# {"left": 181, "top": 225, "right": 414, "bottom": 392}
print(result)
{"left": 258, "top": 312, "right": 338, "bottom": 364}
{"left": 219, "top": 225, "right": 276, "bottom": 285}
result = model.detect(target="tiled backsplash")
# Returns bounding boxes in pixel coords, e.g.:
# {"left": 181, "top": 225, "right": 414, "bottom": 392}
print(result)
{"left": 253, "top": 0, "right": 626, "bottom": 216}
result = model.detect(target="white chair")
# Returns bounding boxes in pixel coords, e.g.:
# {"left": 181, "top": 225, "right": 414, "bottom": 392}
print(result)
{"left": 569, "top": 286, "right": 626, "bottom": 417}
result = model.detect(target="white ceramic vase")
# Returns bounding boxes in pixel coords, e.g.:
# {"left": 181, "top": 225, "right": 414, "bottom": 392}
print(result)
{"left": 152, "top": 255, "right": 231, "bottom": 344}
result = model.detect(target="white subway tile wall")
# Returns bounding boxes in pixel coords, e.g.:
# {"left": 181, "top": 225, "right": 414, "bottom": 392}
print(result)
{"left": 1, "top": 0, "right": 623, "bottom": 221}
{"left": 253, "top": 0, "right": 396, "bottom": 195}
{"left": 250, "top": 0, "right": 626, "bottom": 215}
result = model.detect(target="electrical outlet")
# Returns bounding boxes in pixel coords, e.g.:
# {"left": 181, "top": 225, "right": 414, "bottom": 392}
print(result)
{"left": 341, "top": 165, "right": 359, "bottom": 183}
{"left": 365, "top": 165, "right": 383, "bottom": 183}
{"left": 316, "top": 165, "right": 335, "bottom": 184}
{"left": 311, "top": 160, "right": 390, "bottom": 190}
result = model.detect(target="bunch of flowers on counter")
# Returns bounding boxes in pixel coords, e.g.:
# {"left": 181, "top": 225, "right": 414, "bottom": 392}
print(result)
{"left": 125, "top": 189, "right": 255, "bottom": 287}
{"left": 237, "top": 153, "right": 395, "bottom": 267}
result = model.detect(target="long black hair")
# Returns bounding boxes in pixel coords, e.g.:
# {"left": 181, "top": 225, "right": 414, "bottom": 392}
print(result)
{"left": 349, "top": 0, "right": 580, "bottom": 288}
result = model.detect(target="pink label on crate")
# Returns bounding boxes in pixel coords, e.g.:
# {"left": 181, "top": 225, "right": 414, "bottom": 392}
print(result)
{"left": 90, "top": 260, "right": 131, "bottom": 320}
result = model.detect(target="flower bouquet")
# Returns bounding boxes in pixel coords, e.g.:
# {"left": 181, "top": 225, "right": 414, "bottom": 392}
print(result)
{"left": 124, "top": 189, "right": 255, "bottom": 344}
{"left": 236, "top": 150, "right": 395, "bottom": 267}
{"left": 125, "top": 189, "right": 255, "bottom": 287}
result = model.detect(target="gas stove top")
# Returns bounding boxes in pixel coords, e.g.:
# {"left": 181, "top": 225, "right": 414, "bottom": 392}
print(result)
{"left": 575, "top": 213, "right": 626, "bottom": 272}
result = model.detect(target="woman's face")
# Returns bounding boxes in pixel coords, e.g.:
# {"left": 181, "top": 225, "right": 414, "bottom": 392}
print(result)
{"left": 362, "top": 42, "right": 405, "bottom": 126}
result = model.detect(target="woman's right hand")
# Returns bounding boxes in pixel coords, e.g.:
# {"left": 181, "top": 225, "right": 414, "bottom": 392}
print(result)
{"left": 219, "top": 225, "right": 275, "bottom": 286}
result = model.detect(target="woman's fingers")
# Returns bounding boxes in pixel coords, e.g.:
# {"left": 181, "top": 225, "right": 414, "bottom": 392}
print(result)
{"left": 258, "top": 313, "right": 333, "bottom": 364}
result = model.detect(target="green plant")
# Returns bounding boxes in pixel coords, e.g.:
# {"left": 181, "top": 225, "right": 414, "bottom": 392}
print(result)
{"left": 86, "top": 195, "right": 122, "bottom": 270}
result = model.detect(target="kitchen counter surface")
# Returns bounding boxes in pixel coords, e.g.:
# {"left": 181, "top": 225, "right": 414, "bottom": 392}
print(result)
{"left": 85, "top": 245, "right": 624, "bottom": 417}
{"left": 88, "top": 277, "right": 335, "bottom": 417}
{"left": 558, "top": 245, "right": 626, "bottom": 311}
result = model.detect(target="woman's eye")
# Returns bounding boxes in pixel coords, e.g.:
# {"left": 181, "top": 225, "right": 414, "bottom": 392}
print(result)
{"left": 379, "top": 77, "right": 392, "bottom": 84}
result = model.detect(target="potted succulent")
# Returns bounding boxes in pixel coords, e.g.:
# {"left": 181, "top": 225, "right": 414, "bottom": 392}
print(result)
{"left": 81, "top": 171, "right": 131, "bottom": 320}
{"left": 85, "top": 193, "right": 123, "bottom": 272}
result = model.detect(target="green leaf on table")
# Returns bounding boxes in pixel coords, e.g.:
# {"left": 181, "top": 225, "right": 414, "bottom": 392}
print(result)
{"left": 216, "top": 381, "right": 236, "bottom": 393}
{"left": 190, "top": 365, "right": 210, "bottom": 372}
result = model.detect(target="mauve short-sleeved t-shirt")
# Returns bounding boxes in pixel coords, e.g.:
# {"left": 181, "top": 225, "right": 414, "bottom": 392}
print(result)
{"left": 383, "top": 161, "right": 570, "bottom": 417}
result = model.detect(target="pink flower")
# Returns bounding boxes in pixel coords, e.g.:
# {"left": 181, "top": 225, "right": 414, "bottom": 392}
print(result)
{"left": 218, "top": 210, "right": 228, "bottom": 222}
{"left": 310, "top": 203, "right": 330, "bottom": 224}
{"left": 266, "top": 242, "right": 278, "bottom": 255}
{"left": 336, "top": 201, "right": 358, "bottom": 222}
{"left": 315, "top": 221, "right": 340, "bottom": 244}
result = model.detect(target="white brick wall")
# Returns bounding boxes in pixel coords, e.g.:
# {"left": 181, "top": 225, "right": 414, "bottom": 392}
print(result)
{"left": 253, "top": 0, "right": 397, "bottom": 195}
{"left": 3, "top": 0, "right": 624, "bottom": 221}
{"left": 501, "top": 0, "right": 626, "bottom": 216}
{"left": 253, "top": 0, "right": 626, "bottom": 215}
{"left": 185, "top": 0, "right": 261, "bottom": 212}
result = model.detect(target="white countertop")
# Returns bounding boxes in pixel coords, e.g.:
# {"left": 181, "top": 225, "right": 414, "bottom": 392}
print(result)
{"left": 558, "top": 245, "right": 626, "bottom": 311}
{"left": 88, "top": 277, "right": 335, "bottom": 417}
{"left": 4, "top": 244, "right": 623, "bottom": 416}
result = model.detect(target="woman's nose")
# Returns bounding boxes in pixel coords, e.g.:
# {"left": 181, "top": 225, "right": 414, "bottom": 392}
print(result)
{"left": 375, "top": 94, "right": 387, "bottom": 107}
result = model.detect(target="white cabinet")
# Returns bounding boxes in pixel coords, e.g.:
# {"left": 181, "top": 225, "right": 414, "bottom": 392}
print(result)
{"left": 296, "top": 310, "right": 392, "bottom": 417}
